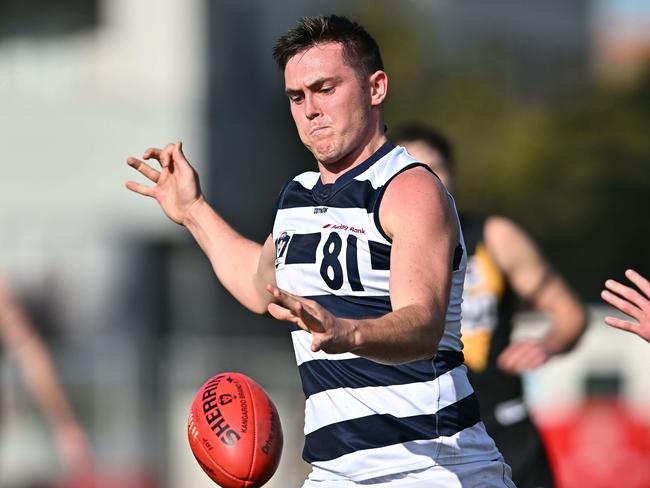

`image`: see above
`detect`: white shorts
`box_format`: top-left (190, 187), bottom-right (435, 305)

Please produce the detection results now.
top-left (301, 459), bottom-right (516, 488)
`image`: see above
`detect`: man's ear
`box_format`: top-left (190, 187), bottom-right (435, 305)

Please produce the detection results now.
top-left (369, 70), bottom-right (388, 106)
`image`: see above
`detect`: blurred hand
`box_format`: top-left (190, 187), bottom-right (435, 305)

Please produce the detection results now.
top-left (601, 269), bottom-right (650, 342)
top-left (54, 421), bottom-right (93, 475)
top-left (126, 141), bottom-right (203, 225)
top-left (497, 339), bottom-right (552, 375)
top-left (266, 285), bottom-right (355, 354)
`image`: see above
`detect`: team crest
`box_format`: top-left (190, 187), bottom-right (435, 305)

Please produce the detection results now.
top-left (274, 230), bottom-right (294, 270)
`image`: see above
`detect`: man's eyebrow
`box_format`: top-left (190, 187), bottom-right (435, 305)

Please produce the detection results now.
top-left (285, 76), bottom-right (341, 95)
top-left (285, 87), bottom-right (303, 96)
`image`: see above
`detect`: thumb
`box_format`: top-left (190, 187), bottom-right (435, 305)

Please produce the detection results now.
top-left (173, 140), bottom-right (194, 173)
top-left (175, 140), bottom-right (185, 158)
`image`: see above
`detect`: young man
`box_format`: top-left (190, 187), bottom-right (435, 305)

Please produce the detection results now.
top-left (393, 123), bottom-right (587, 488)
top-left (602, 269), bottom-right (650, 342)
top-left (126, 15), bottom-right (513, 487)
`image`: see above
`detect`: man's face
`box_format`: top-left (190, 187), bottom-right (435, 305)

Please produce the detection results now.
top-left (284, 42), bottom-right (373, 166)
top-left (399, 140), bottom-right (453, 191)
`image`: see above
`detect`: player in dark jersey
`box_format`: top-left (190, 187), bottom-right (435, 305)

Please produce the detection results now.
top-left (602, 269), bottom-right (650, 342)
top-left (393, 123), bottom-right (587, 488)
top-left (126, 15), bottom-right (514, 487)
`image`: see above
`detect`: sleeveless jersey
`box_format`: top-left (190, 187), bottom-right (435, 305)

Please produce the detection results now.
top-left (272, 142), bottom-right (500, 481)
top-left (460, 214), bottom-right (525, 430)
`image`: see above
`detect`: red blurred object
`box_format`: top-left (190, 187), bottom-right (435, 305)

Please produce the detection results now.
top-left (57, 471), bottom-right (156, 488)
top-left (187, 372), bottom-right (283, 488)
top-left (537, 398), bottom-right (650, 488)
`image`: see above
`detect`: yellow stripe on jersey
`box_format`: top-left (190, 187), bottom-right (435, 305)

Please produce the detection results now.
top-left (461, 243), bottom-right (505, 372)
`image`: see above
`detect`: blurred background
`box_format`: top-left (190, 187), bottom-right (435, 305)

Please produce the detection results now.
top-left (0, 0), bottom-right (648, 487)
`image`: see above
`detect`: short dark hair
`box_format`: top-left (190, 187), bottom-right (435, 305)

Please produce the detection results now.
top-left (272, 14), bottom-right (384, 81)
top-left (391, 123), bottom-right (455, 172)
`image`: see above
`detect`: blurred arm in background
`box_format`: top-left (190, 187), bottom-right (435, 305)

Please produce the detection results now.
top-left (601, 269), bottom-right (650, 342)
top-left (486, 217), bottom-right (588, 373)
top-left (0, 277), bottom-right (92, 475)
top-left (393, 123), bottom-right (588, 374)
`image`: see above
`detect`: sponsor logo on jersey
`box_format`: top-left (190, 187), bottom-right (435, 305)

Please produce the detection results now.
top-left (323, 223), bottom-right (366, 234)
top-left (314, 207), bottom-right (328, 214)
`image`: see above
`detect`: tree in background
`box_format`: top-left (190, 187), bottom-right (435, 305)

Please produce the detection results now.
top-left (351, 2), bottom-right (650, 300)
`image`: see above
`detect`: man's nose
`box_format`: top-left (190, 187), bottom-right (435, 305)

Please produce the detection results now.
top-left (305, 93), bottom-right (321, 120)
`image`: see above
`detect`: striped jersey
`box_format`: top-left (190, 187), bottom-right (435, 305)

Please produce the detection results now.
top-left (272, 142), bottom-right (500, 481)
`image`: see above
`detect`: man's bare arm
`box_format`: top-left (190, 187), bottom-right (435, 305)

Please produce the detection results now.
top-left (485, 217), bottom-right (587, 373)
top-left (126, 142), bottom-right (276, 314)
top-left (0, 279), bottom-right (91, 473)
top-left (183, 202), bottom-right (277, 314)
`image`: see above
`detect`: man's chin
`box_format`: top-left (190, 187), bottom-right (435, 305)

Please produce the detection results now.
top-left (311, 146), bottom-right (339, 166)
top-left (318, 155), bottom-right (345, 168)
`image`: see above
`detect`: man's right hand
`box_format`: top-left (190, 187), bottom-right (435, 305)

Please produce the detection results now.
top-left (126, 141), bottom-right (203, 225)
top-left (602, 269), bottom-right (650, 342)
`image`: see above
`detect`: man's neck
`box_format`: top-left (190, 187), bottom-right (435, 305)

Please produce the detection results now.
top-left (318, 133), bottom-right (388, 185)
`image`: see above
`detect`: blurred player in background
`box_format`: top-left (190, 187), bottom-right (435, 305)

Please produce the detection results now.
top-left (601, 269), bottom-right (650, 342)
top-left (0, 276), bottom-right (91, 477)
top-left (393, 123), bottom-right (587, 488)
top-left (126, 14), bottom-right (514, 488)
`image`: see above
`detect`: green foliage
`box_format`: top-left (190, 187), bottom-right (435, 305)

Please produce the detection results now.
top-left (351, 3), bottom-right (650, 299)
top-left (527, 80), bottom-right (650, 297)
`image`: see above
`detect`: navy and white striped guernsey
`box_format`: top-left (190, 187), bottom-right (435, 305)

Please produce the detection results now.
top-left (272, 142), bottom-right (500, 481)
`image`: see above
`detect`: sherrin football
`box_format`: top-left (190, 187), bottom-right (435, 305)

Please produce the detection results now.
top-left (187, 372), bottom-right (283, 487)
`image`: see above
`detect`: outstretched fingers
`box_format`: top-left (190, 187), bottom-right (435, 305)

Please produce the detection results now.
top-left (268, 301), bottom-right (300, 322)
top-left (266, 285), bottom-right (324, 332)
top-left (125, 180), bottom-right (155, 197)
top-left (601, 285), bottom-right (642, 318)
top-left (605, 277), bottom-right (647, 310)
top-left (142, 147), bottom-right (166, 166)
top-left (604, 314), bottom-right (650, 342)
top-left (602, 270), bottom-right (650, 342)
top-left (127, 157), bottom-right (160, 182)
top-left (604, 315), bottom-right (638, 334)
top-left (125, 156), bottom-right (159, 198)
top-left (626, 269), bottom-right (650, 299)
top-left (143, 142), bottom-right (184, 169)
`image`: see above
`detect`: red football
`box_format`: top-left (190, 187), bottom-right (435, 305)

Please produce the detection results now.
top-left (187, 372), bottom-right (283, 488)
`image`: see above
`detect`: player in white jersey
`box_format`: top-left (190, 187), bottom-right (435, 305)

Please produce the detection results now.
top-left (125, 14), bottom-right (514, 486)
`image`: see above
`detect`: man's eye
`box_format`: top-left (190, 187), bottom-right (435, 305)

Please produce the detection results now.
top-left (290, 95), bottom-right (303, 104)
top-left (320, 87), bottom-right (333, 94)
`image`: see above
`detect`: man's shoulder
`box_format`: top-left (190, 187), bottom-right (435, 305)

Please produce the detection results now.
top-left (277, 170), bottom-right (320, 196)
top-left (290, 170), bottom-right (320, 189)
top-left (356, 145), bottom-right (429, 188)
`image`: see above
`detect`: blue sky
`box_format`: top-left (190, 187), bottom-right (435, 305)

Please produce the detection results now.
top-left (597, 0), bottom-right (650, 15)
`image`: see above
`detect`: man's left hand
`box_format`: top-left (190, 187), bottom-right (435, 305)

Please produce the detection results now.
top-left (497, 339), bottom-right (553, 374)
top-left (266, 285), bottom-right (355, 354)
